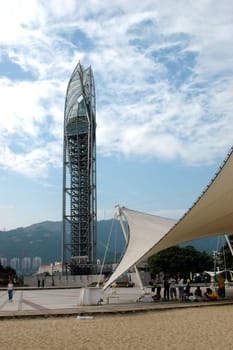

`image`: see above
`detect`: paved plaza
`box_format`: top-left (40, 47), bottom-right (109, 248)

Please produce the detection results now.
top-left (0, 287), bottom-right (147, 318)
top-left (0, 288), bottom-right (82, 316)
top-left (1, 286), bottom-right (233, 319)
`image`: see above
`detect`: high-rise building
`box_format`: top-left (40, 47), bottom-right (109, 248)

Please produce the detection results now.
top-left (10, 257), bottom-right (20, 272)
top-left (32, 256), bottom-right (42, 270)
top-left (0, 257), bottom-right (7, 267)
top-left (62, 62), bottom-right (97, 274)
top-left (21, 257), bottom-right (31, 271)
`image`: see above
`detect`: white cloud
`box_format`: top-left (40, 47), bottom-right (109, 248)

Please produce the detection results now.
top-left (0, 77), bottom-right (64, 177)
top-left (0, 0), bottom-right (232, 178)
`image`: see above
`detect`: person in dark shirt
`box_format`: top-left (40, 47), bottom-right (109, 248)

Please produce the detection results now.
top-left (194, 286), bottom-right (202, 301)
top-left (163, 276), bottom-right (170, 301)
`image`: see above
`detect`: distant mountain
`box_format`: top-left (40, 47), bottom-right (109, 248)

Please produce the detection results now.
top-left (0, 220), bottom-right (126, 266)
top-left (96, 220), bottom-right (126, 262)
top-left (0, 221), bottom-right (62, 264)
top-left (180, 235), bottom-right (223, 254)
top-left (0, 219), bottom-right (222, 270)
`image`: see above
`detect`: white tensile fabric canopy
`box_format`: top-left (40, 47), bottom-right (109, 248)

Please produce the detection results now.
top-left (104, 147), bottom-right (233, 290)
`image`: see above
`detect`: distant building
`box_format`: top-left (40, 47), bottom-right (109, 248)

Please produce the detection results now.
top-left (54, 262), bottom-right (62, 273)
top-left (38, 264), bottom-right (51, 274)
top-left (21, 257), bottom-right (31, 271)
top-left (37, 262), bottom-right (62, 275)
top-left (32, 256), bottom-right (42, 270)
top-left (10, 257), bottom-right (20, 271)
top-left (0, 257), bottom-right (7, 267)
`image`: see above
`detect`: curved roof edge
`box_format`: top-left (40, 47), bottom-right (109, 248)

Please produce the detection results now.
top-left (104, 146), bottom-right (233, 289)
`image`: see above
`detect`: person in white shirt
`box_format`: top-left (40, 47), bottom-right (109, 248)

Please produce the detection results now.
top-left (178, 278), bottom-right (185, 302)
top-left (169, 276), bottom-right (177, 300)
top-left (7, 281), bottom-right (14, 302)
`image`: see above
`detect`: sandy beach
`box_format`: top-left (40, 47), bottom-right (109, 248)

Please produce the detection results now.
top-left (0, 305), bottom-right (232, 350)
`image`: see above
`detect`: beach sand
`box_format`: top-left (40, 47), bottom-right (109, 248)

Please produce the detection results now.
top-left (0, 305), bottom-right (232, 350)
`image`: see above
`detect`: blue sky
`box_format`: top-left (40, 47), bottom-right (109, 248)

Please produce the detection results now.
top-left (0, 0), bottom-right (233, 230)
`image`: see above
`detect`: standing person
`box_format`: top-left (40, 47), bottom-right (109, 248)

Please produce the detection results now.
top-left (169, 276), bottom-right (177, 300)
top-left (153, 276), bottom-right (162, 300)
top-left (217, 273), bottom-right (225, 298)
top-left (7, 280), bottom-right (14, 303)
top-left (194, 286), bottom-right (203, 301)
top-left (155, 276), bottom-right (162, 300)
top-left (163, 276), bottom-right (170, 301)
top-left (149, 278), bottom-right (155, 293)
top-left (178, 277), bottom-right (185, 302)
top-left (184, 279), bottom-right (191, 299)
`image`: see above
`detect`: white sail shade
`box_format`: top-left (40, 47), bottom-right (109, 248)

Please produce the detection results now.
top-left (104, 147), bottom-right (233, 289)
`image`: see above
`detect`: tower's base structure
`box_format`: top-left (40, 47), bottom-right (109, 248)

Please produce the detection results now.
top-left (62, 62), bottom-right (97, 275)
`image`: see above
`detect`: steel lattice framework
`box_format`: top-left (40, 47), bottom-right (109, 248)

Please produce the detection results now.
top-left (62, 62), bottom-right (97, 274)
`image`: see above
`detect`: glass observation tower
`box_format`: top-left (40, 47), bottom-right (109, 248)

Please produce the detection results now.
top-left (62, 62), bottom-right (97, 275)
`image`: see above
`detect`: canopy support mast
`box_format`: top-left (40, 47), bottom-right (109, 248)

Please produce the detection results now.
top-left (224, 234), bottom-right (233, 257)
top-left (114, 205), bottom-right (145, 291)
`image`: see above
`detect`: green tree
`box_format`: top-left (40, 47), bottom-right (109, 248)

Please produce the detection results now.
top-left (4, 266), bottom-right (17, 278)
top-left (148, 245), bottom-right (213, 278)
top-left (0, 263), bottom-right (17, 285)
top-left (0, 261), bottom-right (5, 273)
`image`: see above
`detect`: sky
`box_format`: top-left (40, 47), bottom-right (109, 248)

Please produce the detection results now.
top-left (0, 0), bottom-right (233, 230)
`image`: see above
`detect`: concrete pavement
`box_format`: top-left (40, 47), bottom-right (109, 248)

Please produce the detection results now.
top-left (1, 286), bottom-right (233, 319)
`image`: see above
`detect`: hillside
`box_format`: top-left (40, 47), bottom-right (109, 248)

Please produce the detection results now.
top-left (0, 219), bottom-right (222, 271)
top-left (0, 220), bottom-right (126, 266)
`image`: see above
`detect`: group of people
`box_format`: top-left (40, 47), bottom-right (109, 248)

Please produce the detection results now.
top-left (149, 274), bottom-right (226, 303)
top-left (37, 278), bottom-right (45, 288)
top-left (149, 276), bottom-right (191, 302)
